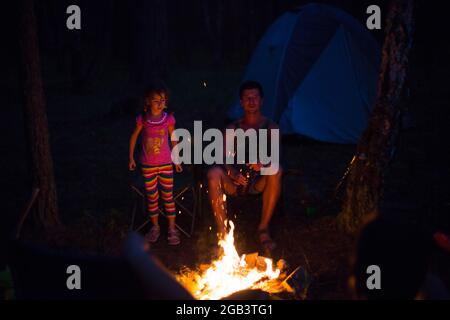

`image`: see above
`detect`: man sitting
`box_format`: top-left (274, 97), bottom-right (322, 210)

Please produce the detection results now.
top-left (207, 80), bottom-right (282, 252)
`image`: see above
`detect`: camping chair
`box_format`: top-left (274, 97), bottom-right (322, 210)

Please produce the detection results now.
top-left (129, 165), bottom-right (203, 238)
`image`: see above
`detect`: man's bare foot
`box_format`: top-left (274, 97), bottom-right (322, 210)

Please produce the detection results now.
top-left (258, 229), bottom-right (276, 253)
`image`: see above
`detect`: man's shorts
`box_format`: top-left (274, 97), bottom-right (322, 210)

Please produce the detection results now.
top-left (248, 176), bottom-right (263, 195)
top-left (234, 175), bottom-right (263, 196)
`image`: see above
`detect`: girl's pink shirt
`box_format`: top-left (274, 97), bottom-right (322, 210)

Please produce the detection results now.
top-left (136, 112), bottom-right (175, 166)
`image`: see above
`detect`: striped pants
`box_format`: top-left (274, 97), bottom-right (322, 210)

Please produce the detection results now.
top-left (142, 164), bottom-right (176, 217)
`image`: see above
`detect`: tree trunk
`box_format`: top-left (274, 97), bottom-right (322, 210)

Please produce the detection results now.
top-left (338, 0), bottom-right (415, 233)
top-left (19, 0), bottom-right (60, 230)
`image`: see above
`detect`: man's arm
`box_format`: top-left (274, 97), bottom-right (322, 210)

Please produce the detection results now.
top-left (223, 123), bottom-right (239, 178)
top-left (223, 123), bottom-right (248, 185)
top-left (261, 120), bottom-right (281, 175)
top-left (247, 120), bottom-right (279, 172)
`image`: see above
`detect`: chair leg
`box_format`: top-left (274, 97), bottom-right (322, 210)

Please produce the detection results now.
top-left (130, 182), bottom-right (201, 238)
top-left (130, 195), bottom-right (137, 231)
top-left (130, 184), bottom-right (150, 232)
top-left (135, 219), bottom-right (150, 232)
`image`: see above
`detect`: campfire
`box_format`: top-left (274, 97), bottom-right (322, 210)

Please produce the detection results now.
top-left (176, 220), bottom-right (296, 300)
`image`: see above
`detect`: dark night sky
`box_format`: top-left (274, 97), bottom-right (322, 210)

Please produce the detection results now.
top-left (1, 1), bottom-right (446, 85)
top-left (1, 1), bottom-right (447, 84)
top-left (1, 1), bottom-right (390, 77)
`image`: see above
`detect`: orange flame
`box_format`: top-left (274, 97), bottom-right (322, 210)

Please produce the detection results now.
top-left (177, 220), bottom-right (284, 300)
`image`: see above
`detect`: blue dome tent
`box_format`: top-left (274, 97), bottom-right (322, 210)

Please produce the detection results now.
top-left (228, 4), bottom-right (381, 144)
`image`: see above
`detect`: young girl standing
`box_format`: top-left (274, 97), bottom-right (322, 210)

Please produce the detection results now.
top-left (129, 84), bottom-right (182, 245)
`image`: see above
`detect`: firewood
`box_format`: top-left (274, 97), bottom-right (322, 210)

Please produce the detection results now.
top-left (244, 253), bottom-right (259, 268)
top-left (256, 256), bottom-right (267, 272)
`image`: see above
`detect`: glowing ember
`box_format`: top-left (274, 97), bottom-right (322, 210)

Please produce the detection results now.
top-left (176, 220), bottom-right (289, 300)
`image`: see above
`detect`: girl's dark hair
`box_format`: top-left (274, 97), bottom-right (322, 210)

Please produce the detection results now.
top-left (144, 80), bottom-right (170, 99)
top-left (142, 80), bottom-right (170, 113)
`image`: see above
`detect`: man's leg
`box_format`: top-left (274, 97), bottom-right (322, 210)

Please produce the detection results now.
top-left (253, 167), bottom-right (283, 234)
top-left (207, 166), bottom-right (237, 236)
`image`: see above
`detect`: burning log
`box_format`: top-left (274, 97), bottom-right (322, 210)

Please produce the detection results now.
top-left (256, 256), bottom-right (268, 272)
top-left (176, 220), bottom-right (306, 300)
top-left (243, 253), bottom-right (258, 268)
